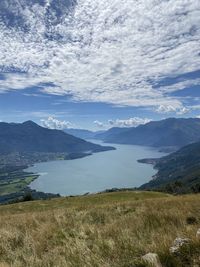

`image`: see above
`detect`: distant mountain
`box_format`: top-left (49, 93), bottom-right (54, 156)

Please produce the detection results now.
top-left (94, 127), bottom-right (129, 141)
top-left (140, 141), bottom-right (200, 193)
top-left (64, 129), bottom-right (104, 140)
top-left (98, 118), bottom-right (200, 149)
top-left (0, 121), bottom-right (114, 155)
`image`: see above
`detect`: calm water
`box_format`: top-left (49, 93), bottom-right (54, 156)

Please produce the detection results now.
top-left (28, 141), bottom-right (166, 196)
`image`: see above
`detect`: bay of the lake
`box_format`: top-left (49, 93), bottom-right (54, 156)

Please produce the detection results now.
top-left (28, 141), bottom-right (167, 196)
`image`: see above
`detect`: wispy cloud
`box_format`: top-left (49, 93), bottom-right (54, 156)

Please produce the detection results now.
top-left (0, 0), bottom-right (199, 113)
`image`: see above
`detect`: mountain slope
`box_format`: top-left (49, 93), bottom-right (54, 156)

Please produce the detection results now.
top-left (94, 127), bottom-right (129, 140)
top-left (100, 118), bottom-right (200, 148)
top-left (64, 128), bottom-right (104, 140)
top-left (140, 141), bottom-right (200, 193)
top-left (0, 121), bottom-right (114, 154)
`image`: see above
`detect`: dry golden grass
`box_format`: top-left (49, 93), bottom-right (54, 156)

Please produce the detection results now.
top-left (0, 191), bottom-right (199, 267)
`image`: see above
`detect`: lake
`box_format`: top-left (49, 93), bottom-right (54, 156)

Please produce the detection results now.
top-left (28, 141), bottom-right (167, 196)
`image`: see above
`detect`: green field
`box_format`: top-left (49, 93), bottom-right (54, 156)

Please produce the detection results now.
top-left (0, 170), bottom-right (38, 196)
top-left (0, 191), bottom-right (199, 267)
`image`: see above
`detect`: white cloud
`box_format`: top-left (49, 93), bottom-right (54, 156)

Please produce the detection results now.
top-left (94, 117), bottom-right (151, 128)
top-left (190, 105), bottom-right (200, 110)
top-left (0, 0), bottom-right (199, 112)
top-left (41, 116), bottom-right (73, 129)
top-left (158, 78), bottom-right (200, 94)
top-left (108, 117), bottom-right (151, 127)
top-left (94, 120), bottom-right (104, 128)
top-left (155, 105), bottom-right (189, 115)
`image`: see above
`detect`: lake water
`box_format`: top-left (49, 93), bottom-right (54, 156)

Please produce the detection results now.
top-left (28, 141), bottom-right (167, 196)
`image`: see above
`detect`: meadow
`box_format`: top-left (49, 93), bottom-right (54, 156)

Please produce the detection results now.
top-left (0, 191), bottom-right (199, 267)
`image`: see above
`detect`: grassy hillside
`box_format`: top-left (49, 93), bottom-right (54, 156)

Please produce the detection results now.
top-left (0, 191), bottom-right (199, 267)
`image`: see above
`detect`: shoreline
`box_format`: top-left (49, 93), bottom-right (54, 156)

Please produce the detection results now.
top-left (0, 148), bottom-right (115, 204)
top-left (27, 154), bottom-right (164, 200)
top-left (0, 145), bottom-right (167, 203)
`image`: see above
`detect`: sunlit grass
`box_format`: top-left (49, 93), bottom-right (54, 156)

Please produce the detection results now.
top-left (0, 191), bottom-right (199, 266)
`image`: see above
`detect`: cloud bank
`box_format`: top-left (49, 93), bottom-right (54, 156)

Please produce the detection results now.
top-left (108, 118), bottom-right (152, 128)
top-left (94, 117), bottom-right (151, 129)
top-left (41, 116), bottom-right (72, 129)
top-left (0, 0), bottom-right (200, 113)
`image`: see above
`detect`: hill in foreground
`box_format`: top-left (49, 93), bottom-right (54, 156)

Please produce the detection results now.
top-left (0, 191), bottom-right (199, 267)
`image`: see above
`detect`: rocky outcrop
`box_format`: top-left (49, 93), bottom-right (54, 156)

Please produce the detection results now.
top-left (169, 237), bottom-right (191, 254)
top-left (142, 229), bottom-right (199, 266)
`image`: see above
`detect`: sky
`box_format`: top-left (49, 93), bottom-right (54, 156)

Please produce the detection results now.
top-left (0, 0), bottom-right (200, 130)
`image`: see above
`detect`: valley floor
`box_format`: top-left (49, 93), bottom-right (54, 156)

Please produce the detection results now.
top-left (0, 191), bottom-right (199, 267)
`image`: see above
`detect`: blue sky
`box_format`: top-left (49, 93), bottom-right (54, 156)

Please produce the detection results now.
top-left (0, 0), bottom-right (200, 130)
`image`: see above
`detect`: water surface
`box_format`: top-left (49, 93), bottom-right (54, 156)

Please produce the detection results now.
top-left (28, 142), bottom-right (166, 196)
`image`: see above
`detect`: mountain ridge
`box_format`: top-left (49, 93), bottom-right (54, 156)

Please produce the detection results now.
top-left (0, 120), bottom-right (114, 154)
top-left (97, 118), bottom-right (200, 149)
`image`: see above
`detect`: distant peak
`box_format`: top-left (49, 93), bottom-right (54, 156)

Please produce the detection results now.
top-left (22, 120), bottom-right (38, 126)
